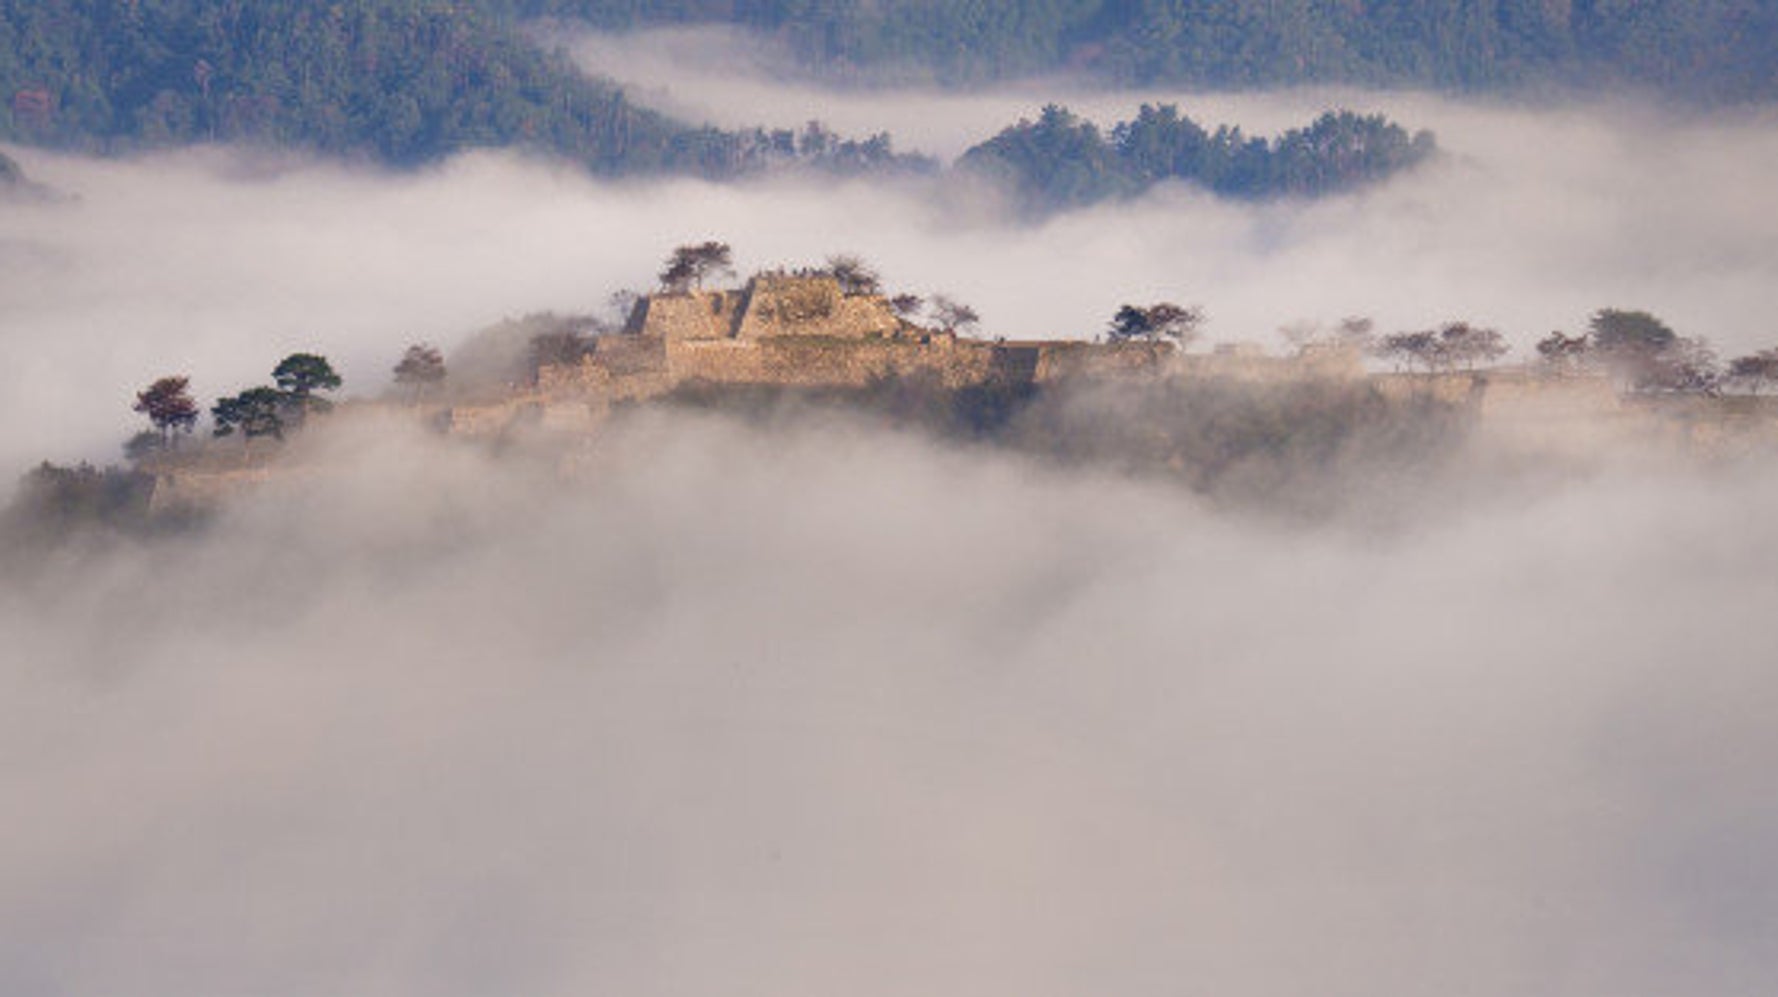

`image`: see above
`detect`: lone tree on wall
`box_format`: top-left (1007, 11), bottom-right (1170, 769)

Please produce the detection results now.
top-left (132, 375), bottom-right (200, 449)
top-left (826, 254), bottom-right (882, 296)
top-left (1108, 303), bottom-right (1203, 345)
top-left (659, 241), bottom-right (734, 293)
top-left (392, 344), bottom-right (446, 400)
top-left (930, 295), bottom-right (980, 336)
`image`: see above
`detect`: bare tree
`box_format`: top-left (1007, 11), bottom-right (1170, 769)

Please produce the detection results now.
top-left (930, 295), bottom-right (981, 336)
top-left (659, 241), bottom-right (734, 293)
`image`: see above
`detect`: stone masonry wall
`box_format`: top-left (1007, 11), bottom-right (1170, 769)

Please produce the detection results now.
top-left (635, 291), bottom-right (745, 341)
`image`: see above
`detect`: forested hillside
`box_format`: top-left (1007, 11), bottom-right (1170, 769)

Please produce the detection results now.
top-left (492, 0), bottom-right (1778, 99)
top-left (0, 0), bottom-right (927, 176)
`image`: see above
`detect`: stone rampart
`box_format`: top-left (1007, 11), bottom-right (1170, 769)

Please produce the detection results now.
top-left (635, 291), bottom-right (744, 342)
top-left (668, 339), bottom-right (769, 383)
top-left (735, 275), bottom-right (903, 341)
top-left (753, 336), bottom-right (997, 388)
top-left (1034, 341), bottom-right (1174, 381)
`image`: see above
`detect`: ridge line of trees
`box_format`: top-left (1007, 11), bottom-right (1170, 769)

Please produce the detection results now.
top-left (960, 104), bottom-right (1435, 216)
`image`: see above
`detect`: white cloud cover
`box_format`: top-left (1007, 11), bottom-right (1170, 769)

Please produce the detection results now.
top-left (3, 412), bottom-right (1777, 996)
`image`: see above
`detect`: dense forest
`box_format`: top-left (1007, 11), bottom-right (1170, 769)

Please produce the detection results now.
top-left (4, 0), bottom-right (1773, 166)
top-left (489, 0), bottom-right (1778, 99)
top-left (0, 0), bottom-right (924, 176)
top-left (961, 104), bottom-right (1436, 215)
top-left (0, 0), bottom-right (1433, 204)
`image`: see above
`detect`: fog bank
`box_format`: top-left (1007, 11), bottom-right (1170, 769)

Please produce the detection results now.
top-left (3, 411), bottom-right (1776, 995)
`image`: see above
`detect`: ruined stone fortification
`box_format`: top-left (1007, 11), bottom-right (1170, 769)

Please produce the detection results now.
top-left (530, 274), bottom-right (1180, 412)
top-left (135, 274), bottom-right (1776, 515)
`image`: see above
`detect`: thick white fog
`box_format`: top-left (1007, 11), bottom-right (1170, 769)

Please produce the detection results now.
top-left (3, 34), bottom-right (1778, 995)
top-left (3, 412), bottom-right (1777, 996)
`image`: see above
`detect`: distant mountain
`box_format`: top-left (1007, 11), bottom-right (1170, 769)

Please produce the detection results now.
top-left (493, 0), bottom-right (1778, 101)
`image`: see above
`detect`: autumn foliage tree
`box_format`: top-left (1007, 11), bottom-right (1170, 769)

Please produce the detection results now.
top-left (132, 376), bottom-right (200, 449)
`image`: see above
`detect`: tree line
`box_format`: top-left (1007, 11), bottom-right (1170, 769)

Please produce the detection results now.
top-left (959, 104), bottom-right (1435, 216)
top-left (478, 0), bottom-right (1778, 101)
top-left (0, 0), bottom-right (927, 178)
top-left (1284, 307), bottom-right (1778, 396)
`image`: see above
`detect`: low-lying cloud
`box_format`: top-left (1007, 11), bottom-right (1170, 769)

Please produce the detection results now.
top-left (3, 411), bottom-right (1777, 996)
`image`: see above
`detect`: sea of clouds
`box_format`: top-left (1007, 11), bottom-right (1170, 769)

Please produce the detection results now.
top-left (2, 26), bottom-right (1777, 996)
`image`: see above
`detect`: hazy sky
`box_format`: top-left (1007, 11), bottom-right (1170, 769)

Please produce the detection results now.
top-left (2, 28), bottom-right (1777, 996)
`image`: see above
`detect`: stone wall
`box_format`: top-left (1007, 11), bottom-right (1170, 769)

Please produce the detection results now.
top-left (1180, 347), bottom-right (1360, 383)
top-left (633, 290), bottom-right (745, 342)
top-left (668, 339), bottom-right (769, 383)
top-left (146, 466), bottom-right (273, 515)
top-left (753, 336), bottom-right (999, 388)
top-left (1034, 341), bottom-right (1174, 381)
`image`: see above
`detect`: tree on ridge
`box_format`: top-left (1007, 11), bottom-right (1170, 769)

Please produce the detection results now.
top-left (132, 375), bottom-right (200, 450)
top-left (1109, 303), bottom-right (1203, 346)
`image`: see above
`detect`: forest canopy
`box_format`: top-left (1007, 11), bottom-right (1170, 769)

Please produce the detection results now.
top-left (484, 0), bottom-right (1778, 99)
